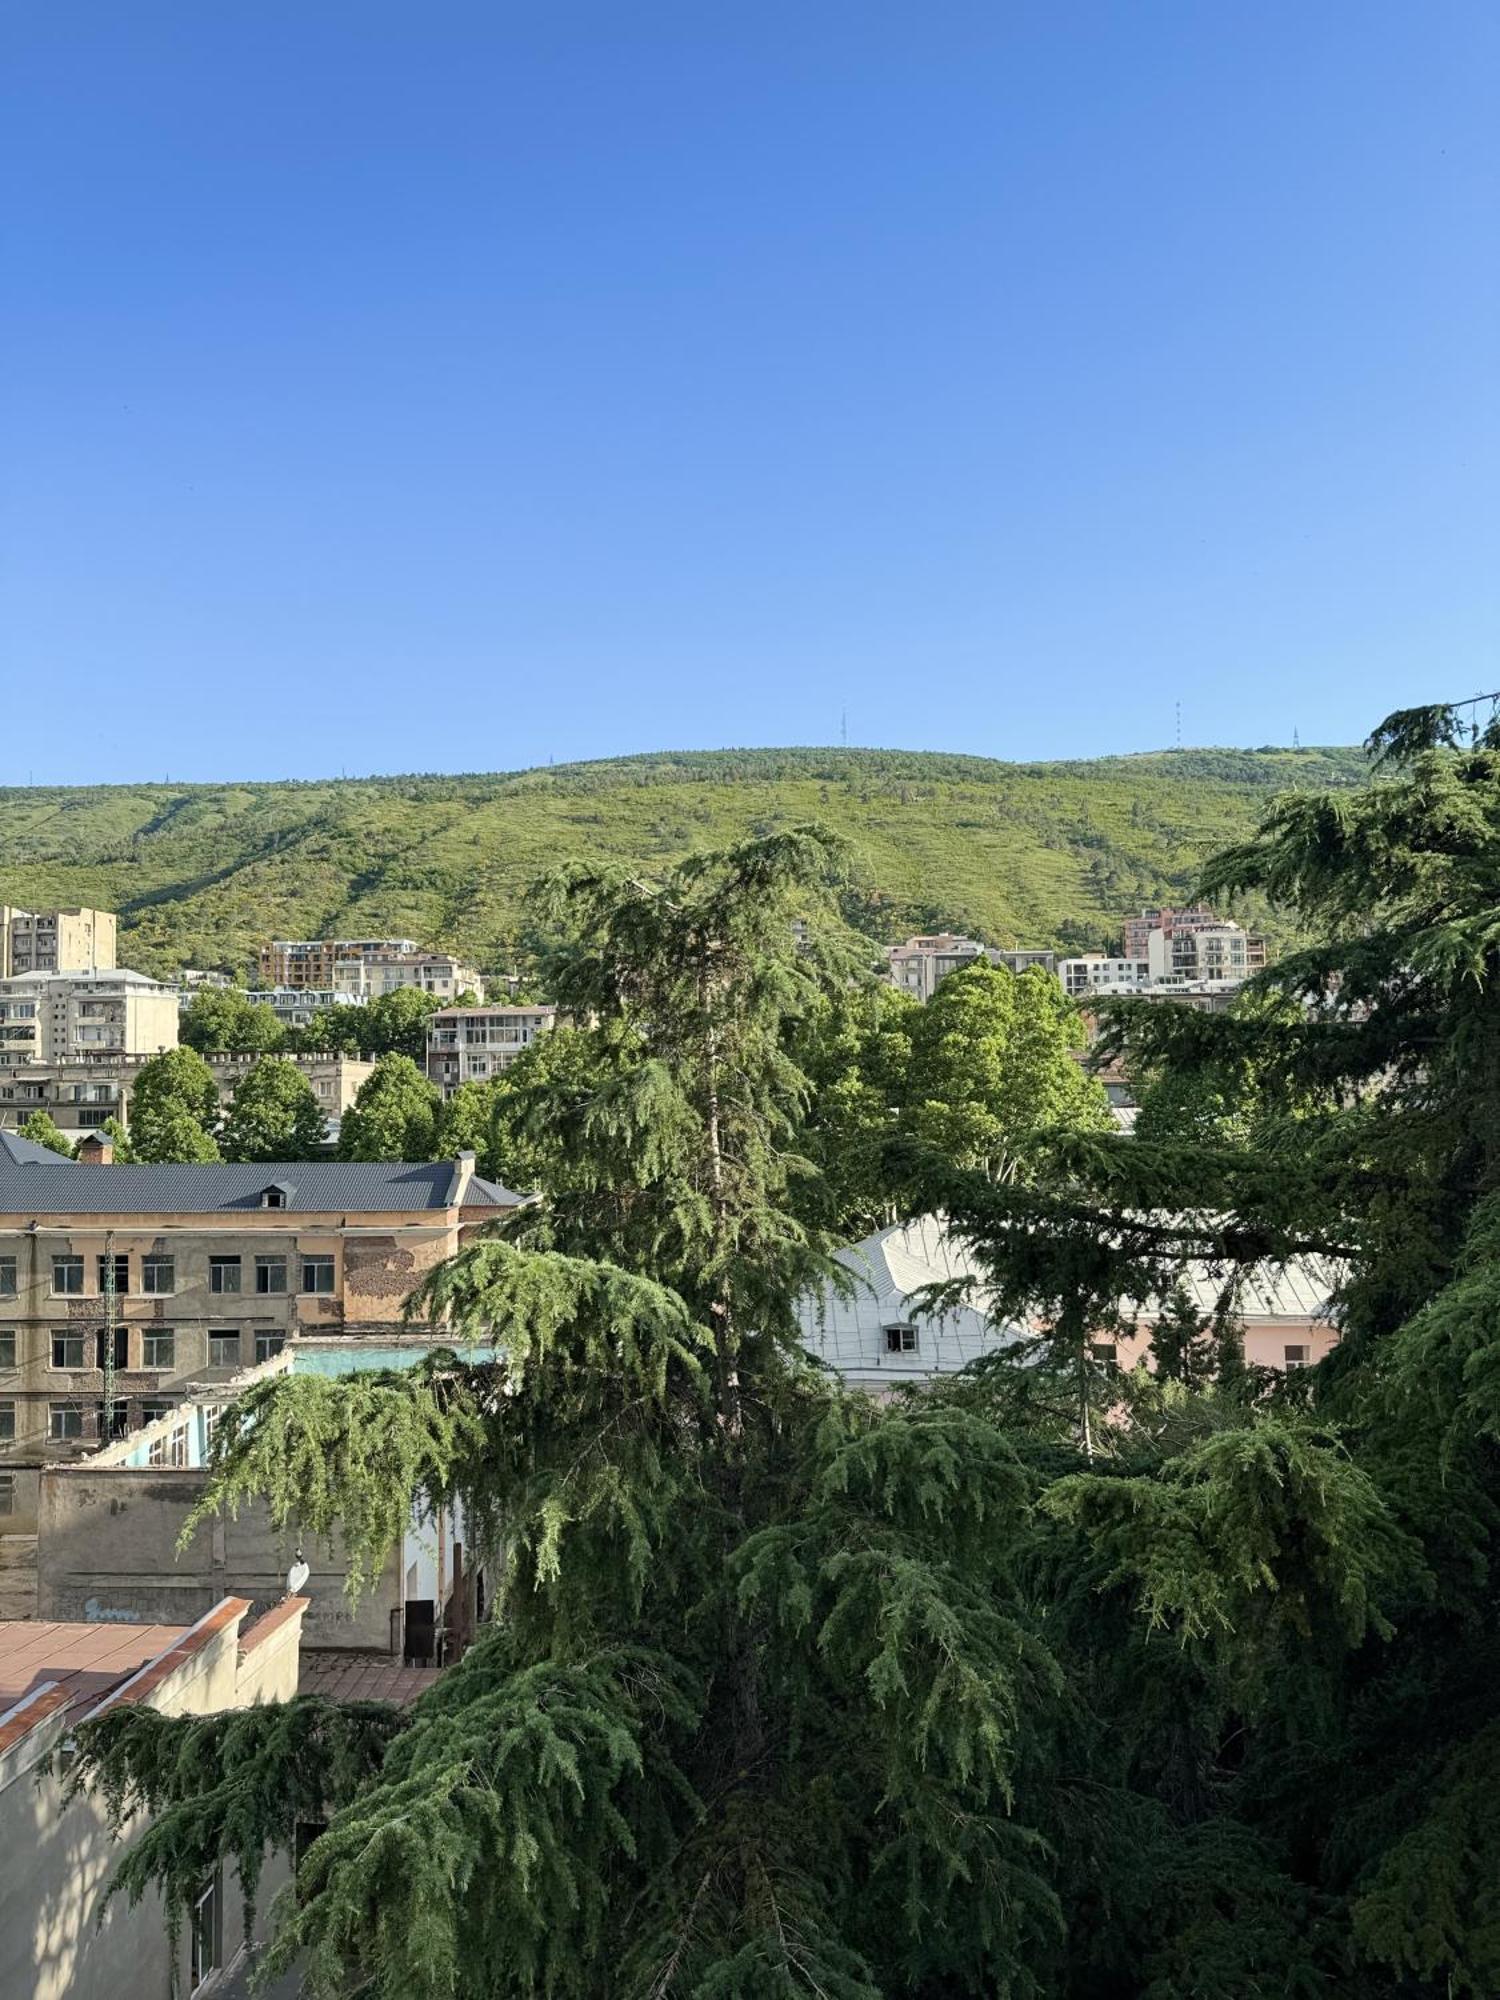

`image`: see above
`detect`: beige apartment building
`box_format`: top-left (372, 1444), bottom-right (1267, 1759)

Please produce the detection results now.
top-left (0, 1151), bottom-right (520, 1539)
top-left (0, 906), bottom-right (116, 979)
top-left (256, 936), bottom-right (418, 989)
top-left (426, 1003), bottom-right (557, 1092)
top-left (0, 1050), bottom-right (373, 1144)
top-left (0, 968), bottom-right (180, 1065)
top-left (1146, 921), bottom-right (1265, 986)
top-left (332, 950), bottom-right (484, 1003)
top-left (884, 935), bottom-right (1057, 1004)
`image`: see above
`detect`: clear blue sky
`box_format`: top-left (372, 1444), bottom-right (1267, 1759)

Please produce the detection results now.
top-left (3, 3), bottom-right (1496, 784)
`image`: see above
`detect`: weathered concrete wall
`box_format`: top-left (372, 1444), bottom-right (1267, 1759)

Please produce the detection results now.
top-left (37, 1469), bottom-right (399, 1650)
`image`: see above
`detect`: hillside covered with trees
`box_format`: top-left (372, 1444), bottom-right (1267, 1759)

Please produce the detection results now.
top-left (0, 744), bottom-right (1367, 976)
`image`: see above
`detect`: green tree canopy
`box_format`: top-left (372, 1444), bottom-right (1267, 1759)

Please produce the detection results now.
top-left (180, 987), bottom-right (285, 1055)
top-left (127, 1047), bottom-right (223, 1163)
top-left (16, 1110), bottom-right (73, 1156)
top-left (219, 1056), bottom-right (329, 1162)
top-left (356, 987), bottom-right (442, 1060)
top-left (337, 1053), bottom-right (441, 1161)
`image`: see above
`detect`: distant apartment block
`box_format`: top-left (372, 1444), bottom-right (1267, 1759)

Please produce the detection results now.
top-left (0, 1051), bottom-right (374, 1144)
top-left (256, 937), bottom-right (420, 990)
top-left (1147, 921), bottom-right (1263, 986)
top-left (0, 969), bottom-right (179, 1065)
top-left (332, 951), bottom-right (483, 1004)
top-left (244, 986), bottom-right (361, 1029)
top-left (884, 935), bottom-right (1057, 1004)
top-left (1058, 955), bottom-right (1152, 999)
top-left (427, 1004), bottom-right (557, 1092)
top-left (1121, 904), bottom-right (1220, 961)
top-left (0, 906), bottom-right (116, 979)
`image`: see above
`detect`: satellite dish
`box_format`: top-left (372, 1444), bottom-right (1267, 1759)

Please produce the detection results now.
top-left (287, 1553), bottom-right (310, 1595)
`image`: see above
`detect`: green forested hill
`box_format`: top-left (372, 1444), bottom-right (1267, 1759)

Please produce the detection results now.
top-left (0, 745), bottom-right (1369, 979)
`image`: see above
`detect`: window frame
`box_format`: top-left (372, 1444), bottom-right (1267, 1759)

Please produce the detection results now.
top-left (96, 1253), bottom-right (130, 1298)
top-left (254, 1331), bottom-right (286, 1364)
top-left (0, 1255), bottom-right (15, 1300)
top-left (0, 1401), bottom-right (15, 1442)
top-left (50, 1332), bottom-right (86, 1371)
top-left (255, 1256), bottom-right (288, 1296)
top-left (141, 1254), bottom-right (176, 1297)
top-left (208, 1330), bottom-right (241, 1369)
top-left (51, 1255), bottom-right (84, 1297)
top-left (300, 1255), bottom-right (335, 1296)
top-left (94, 1327), bottom-right (128, 1372)
top-left (209, 1256), bottom-right (242, 1295)
top-left (48, 1402), bottom-right (84, 1442)
top-left (0, 1331), bottom-right (15, 1369)
top-left (882, 1323), bottom-right (920, 1355)
top-left (143, 1329), bottom-right (176, 1370)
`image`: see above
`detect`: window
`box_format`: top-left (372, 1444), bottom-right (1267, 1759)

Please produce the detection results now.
top-left (0, 1473), bottom-right (13, 1513)
top-left (140, 1398), bottom-right (175, 1425)
top-left (254, 1331), bottom-right (286, 1364)
top-left (209, 1256), bottom-right (241, 1294)
top-left (208, 1330), bottom-right (240, 1369)
top-left (190, 1872), bottom-right (222, 1991)
top-left (51, 1333), bottom-right (85, 1370)
top-left (301, 1255), bottom-right (335, 1295)
top-left (52, 1256), bottom-right (83, 1296)
top-left (95, 1400), bottom-right (128, 1441)
top-left (0, 1401), bottom-right (14, 1441)
top-left (94, 1327), bottom-right (129, 1372)
top-left (1093, 1342), bottom-right (1118, 1367)
top-left (883, 1324), bottom-right (920, 1354)
top-left (1284, 1344), bottom-right (1311, 1371)
top-left (255, 1256), bottom-right (287, 1295)
top-left (169, 1424), bottom-right (190, 1467)
top-left (0, 1256), bottom-right (14, 1299)
top-left (0, 1332), bottom-right (14, 1369)
top-left (48, 1403), bottom-right (83, 1441)
top-left (143, 1330), bottom-right (176, 1370)
top-left (261, 1187), bottom-right (287, 1209)
top-left (96, 1253), bottom-right (130, 1297)
top-left (142, 1254), bottom-right (175, 1296)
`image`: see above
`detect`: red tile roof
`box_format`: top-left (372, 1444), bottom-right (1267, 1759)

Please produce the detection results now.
top-left (298, 1650), bottom-right (446, 1708)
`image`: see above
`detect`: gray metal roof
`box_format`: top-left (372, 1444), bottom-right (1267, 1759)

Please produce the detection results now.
top-left (0, 1159), bottom-right (523, 1215)
top-left (0, 1129), bottom-right (77, 1166)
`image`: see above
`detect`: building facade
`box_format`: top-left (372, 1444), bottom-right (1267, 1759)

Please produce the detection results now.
top-left (0, 1052), bottom-right (374, 1144)
top-left (426, 1004), bottom-right (557, 1092)
top-left (1121, 904), bottom-right (1221, 961)
top-left (0, 969), bottom-right (180, 1065)
top-left (884, 936), bottom-right (1058, 1004)
top-left (1146, 921), bottom-right (1263, 986)
top-left (0, 1592), bottom-right (304, 2000)
top-left (256, 937), bottom-right (419, 990)
top-left (0, 907), bottom-right (117, 980)
top-left (332, 951), bottom-right (484, 1003)
top-left (0, 1153), bottom-right (520, 1533)
top-left (1058, 955), bottom-right (1152, 999)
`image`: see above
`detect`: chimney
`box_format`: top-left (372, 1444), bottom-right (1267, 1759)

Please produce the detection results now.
top-left (76, 1133), bottom-right (114, 1165)
top-left (453, 1150), bottom-right (477, 1207)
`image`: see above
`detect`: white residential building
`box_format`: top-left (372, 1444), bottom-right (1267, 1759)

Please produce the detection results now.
top-left (885, 936), bottom-right (1057, 1003)
top-left (426, 1004), bottom-right (557, 1093)
top-left (0, 971), bottom-right (179, 1065)
top-left (1147, 922), bottom-right (1260, 986)
top-left (332, 952), bottom-right (483, 1004)
top-left (1058, 955), bottom-right (1152, 999)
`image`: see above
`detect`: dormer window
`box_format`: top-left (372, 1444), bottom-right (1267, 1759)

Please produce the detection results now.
top-left (884, 1323), bottom-right (919, 1355)
top-left (260, 1183), bottom-right (294, 1210)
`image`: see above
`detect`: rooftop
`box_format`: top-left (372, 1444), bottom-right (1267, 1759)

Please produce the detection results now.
top-left (298, 1649), bottom-right (446, 1708)
top-left (0, 1158), bottom-right (524, 1214)
top-left (0, 1617), bottom-right (188, 1720)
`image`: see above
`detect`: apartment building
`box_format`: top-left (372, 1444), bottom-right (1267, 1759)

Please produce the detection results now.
top-left (0, 1152), bottom-right (521, 1520)
top-left (885, 934), bottom-right (989, 1002)
top-left (1147, 921), bottom-right (1263, 986)
top-left (332, 951), bottom-right (484, 1003)
top-left (0, 1052), bottom-right (374, 1145)
top-left (0, 969), bottom-right (179, 1065)
top-left (1121, 904), bottom-right (1217, 961)
top-left (0, 906), bottom-right (116, 980)
top-left (426, 1003), bottom-right (557, 1093)
top-left (1058, 955), bottom-right (1152, 999)
top-left (243, 985), bottom-right (359, 1029)
top-left (256, 937), bottom-right (419, 989)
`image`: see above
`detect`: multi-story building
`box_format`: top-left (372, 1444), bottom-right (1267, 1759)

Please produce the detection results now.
top-left (1058, 955), bottom-right (1152, 1000)
top-left (242, 986), bottom-right (360, 1030)
top-left (1121, 904), bottom-right (1220, 961)
top-left (0, 970), bottom-right (179, 1066)
top-left (0, 1150), bottom-right (520, 1525)
top-left (426, 1004), bottom-right (557, 1093)
top-left (0, 1052), bottom-right (374, 1145)
top-left (256, 938), bottom-right (419, 990)
top-left (885, 934), bottom-right (990, 1002)
top-left (332, 951), bottom-right (483, 1004)
top-left (0, 906), bottom-right (117, 980)
top-left (1147, 922), bottom-right (1263, 987)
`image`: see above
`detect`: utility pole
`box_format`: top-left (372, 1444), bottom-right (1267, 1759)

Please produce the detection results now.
top-left (102, 1228), bottom-right (117, 1442)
